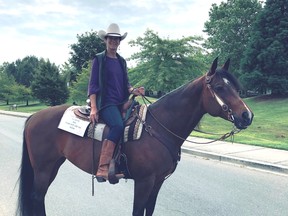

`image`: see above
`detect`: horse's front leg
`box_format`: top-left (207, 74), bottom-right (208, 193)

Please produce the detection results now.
top-left (132, 176), bottom-right (156, 216)
top-left (145, 179), bottom-right (165, 216)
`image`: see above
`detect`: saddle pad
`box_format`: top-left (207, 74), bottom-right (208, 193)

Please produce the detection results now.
top-left (123, 104), bottom-right (147, 142)
top-left (87, 123), bottom-right (106, 141)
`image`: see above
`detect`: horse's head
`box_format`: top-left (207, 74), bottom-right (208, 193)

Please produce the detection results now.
top-left (202, 57), bottom-right (253, 129)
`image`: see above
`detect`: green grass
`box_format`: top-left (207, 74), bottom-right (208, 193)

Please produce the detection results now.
top-left (192, 95), bottom-right (288, 150)
top-left (0, 96), bottom-right (287, 150)
top-left (0, 101), bottom-right (47, 113)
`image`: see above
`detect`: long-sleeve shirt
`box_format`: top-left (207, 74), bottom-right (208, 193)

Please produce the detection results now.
top-left (88, 54), bottom-right (131, 107)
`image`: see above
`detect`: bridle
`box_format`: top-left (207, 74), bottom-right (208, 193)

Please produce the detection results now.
top-left (205, 74), bottom-right (235, 123)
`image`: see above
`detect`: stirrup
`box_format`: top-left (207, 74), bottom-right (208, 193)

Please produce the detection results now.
top-left (96, 175), bottom-right (107, 183)
top-left (107, 158), bottom-right (124, 184)
top-left (115, 173), bottom-right (125, 179)
top-left (108, 173), bottom-right (124, 184)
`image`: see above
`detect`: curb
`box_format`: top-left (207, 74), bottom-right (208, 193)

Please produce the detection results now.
top-left (181, 147), bottom-right (288, 175)
top-left (0, 111), bottom-right (31, 118)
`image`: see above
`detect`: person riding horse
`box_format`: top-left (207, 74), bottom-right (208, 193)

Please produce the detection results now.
top-left (88, 23), bottom-right (145, 182)
top-left (19, 56), bottom-right (253, 216)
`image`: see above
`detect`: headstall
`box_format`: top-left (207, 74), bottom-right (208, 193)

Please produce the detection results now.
top-left (205, 75), bottom-right (234, 122)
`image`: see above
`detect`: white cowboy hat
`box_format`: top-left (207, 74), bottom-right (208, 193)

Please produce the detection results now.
top-left (98, 23), bottom-right (127, 41)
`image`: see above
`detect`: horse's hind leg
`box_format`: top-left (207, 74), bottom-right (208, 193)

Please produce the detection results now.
top-left (31, 172), bottom-right (49, 216)
top-left (31, 157), bottom-right (66, 216)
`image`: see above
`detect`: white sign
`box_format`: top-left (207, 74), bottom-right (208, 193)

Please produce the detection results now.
top-left (58, 106), bottom-right (90, 137)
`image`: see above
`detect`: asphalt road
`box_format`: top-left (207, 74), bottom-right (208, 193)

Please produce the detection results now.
top-left (1, 114), bottom-right (288, 216)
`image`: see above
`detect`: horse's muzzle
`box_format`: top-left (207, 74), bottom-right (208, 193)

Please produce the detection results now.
top-left (233, 111), bottom-right (254, 129)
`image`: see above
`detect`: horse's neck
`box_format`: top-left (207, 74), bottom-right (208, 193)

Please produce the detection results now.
top-left (149, 77), bottom-right (205, 143)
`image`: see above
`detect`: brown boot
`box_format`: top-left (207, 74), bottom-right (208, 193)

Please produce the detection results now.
top-left (96, 139), bottom-right (124, 183)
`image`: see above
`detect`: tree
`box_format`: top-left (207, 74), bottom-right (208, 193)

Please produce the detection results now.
top-left (1, 62), bottom-right (34, 105)
top-left (203, 0), bottom-right (262, 77)
top-left (0, 69), bottom-right (16, 104)
top-left (11, 85), bottom-right (33, 106)
top-left (69, 30), bottom-right (106, 81)
top-left (31, 59), bottom-right (69, 106)
top-left (241, 0), bottom-right (288, 95)
top-left (61, 62), bottom-right (78, 87)
top-left (4, 56), bottom-right (40, 87)
top-left (128, 30), bottom-right (207, 94)
top-left (69, 64), bottom-right (91, 105)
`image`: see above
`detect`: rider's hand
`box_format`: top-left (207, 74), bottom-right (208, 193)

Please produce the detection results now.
top-left (132, 87), bottom-right (145, 96)
top-left (90, 107), bottom-right (99, 125)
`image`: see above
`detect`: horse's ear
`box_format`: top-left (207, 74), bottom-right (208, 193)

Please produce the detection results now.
top-left (222, 58), bottom-right (230, 71)
top-left (208, 57), bottom-right (218, 76)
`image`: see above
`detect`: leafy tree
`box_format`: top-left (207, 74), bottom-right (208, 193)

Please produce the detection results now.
top-left (69, 30), bottom-right (105, 80)
top-left (31, 60), bottom-right (69, 106)
top-left (69, 64), bottom-right (91, 105)
top-left (241, 0), bottom-right (288, 95)
top-left (1, 63), bottom-right (34, 105)
top-left (3, 62), bottom-right (17, 82)
top-left (60, 62), bottom-right (78, 87)
top-left (11, 85), bottom-right (33, 106)
top-left (0, 69), bottom-right (16, 104)
top-left (4, 56), bottom-right (39, 87)
top-left (128, 29), bottom-right (207, 93)
top-left (203, 0), bottom-right (262, 77)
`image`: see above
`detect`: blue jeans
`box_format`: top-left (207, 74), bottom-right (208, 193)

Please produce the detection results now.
top-left (100, 105), bottom-right (124, 144)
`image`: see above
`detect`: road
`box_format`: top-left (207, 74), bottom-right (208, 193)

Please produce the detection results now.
top-left (0, 114), bottom-right (288, 216)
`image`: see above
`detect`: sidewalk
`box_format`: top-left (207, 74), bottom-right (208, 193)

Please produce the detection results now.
top-left (1, 110), bottom-right (288, 175)
top-left (183, 137), bottom-right (288, 175)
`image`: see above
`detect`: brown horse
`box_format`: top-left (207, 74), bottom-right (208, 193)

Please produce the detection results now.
top-left (17, 58), bottom-right (253, 216)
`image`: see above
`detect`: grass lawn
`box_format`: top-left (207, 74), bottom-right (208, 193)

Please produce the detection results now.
top-left (0, 101), bottom-right (47, 113)
top-left (192, 95), bottom-right (288, 150)
top-left (0, 95), bottom-right (287, 150)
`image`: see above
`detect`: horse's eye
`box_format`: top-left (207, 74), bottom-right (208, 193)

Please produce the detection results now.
top-left (215, 85), bottom-right (224, 92)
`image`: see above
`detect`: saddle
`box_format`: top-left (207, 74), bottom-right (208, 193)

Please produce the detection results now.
top-left (73, 98), bottom-right (147, 143)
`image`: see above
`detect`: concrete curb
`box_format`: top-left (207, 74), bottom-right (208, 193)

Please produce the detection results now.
top-left (181, 147), bottom-right (288, 175)
top-left (0, 110), bottom-right (31, 118)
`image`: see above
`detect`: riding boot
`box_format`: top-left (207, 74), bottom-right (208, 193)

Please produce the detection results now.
top-left (96, 139), bottom-right (124, 182)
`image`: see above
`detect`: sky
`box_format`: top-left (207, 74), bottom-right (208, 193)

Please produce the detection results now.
top-left (0, 0), bottom-right (223, 66)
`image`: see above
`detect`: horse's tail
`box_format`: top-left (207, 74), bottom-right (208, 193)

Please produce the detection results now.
top-left (17, 116), bottom-right (34, 216)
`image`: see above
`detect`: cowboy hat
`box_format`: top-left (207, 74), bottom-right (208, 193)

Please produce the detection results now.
top-left (98, 23), bottom-right (127, 41)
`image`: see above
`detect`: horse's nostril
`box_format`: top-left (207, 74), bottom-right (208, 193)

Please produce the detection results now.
top-left (242, 111), bottom-right (252, 125)
top-left (242, 111), bottom-right (249, 120)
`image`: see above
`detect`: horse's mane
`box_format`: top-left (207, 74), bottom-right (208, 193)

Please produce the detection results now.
top-left (150, 78), bottom-right (199, 107)
top-left (156, 82), bottom-right (190, 101)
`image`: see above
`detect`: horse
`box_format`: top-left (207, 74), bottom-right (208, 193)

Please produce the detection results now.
top-left (17, 57), bottom-right (253, 216)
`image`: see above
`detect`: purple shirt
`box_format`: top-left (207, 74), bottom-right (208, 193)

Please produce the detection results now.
top-left (88, 56), bottom-right (131, 106)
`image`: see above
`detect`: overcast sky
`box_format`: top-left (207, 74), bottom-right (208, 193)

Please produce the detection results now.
top-left (0, 0), bottom-right (223, 66)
